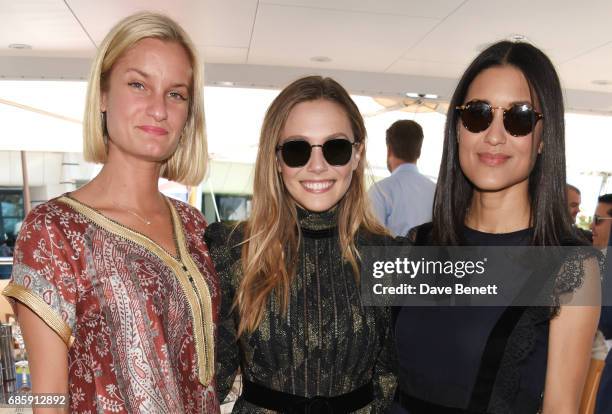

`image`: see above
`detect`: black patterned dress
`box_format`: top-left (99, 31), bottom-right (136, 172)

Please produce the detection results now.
top-left (205, 208), bottom-right (398, 413)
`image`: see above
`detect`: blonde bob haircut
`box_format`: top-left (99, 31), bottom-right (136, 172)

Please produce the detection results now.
top-left (236, 76), bottom-right (388, 335)
top-left (83, 12), bottom-right (207, 186)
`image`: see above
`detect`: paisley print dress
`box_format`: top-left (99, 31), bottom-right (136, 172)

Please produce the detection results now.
top-left (3, 195), bottom-right (220, 413)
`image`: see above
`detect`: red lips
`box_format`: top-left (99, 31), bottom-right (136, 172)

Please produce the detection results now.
top-left (137, 125), bottom-right (168, 135)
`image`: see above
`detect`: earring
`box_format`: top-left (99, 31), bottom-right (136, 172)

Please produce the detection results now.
top-left (101, 111), bottom-right (108, 145)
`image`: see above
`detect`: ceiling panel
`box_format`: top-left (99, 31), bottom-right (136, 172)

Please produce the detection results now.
top-left (260, 0), bottom-right (464, 18)
top-left (0, 0), bottom-right (93, 57)
top-left (0, 1), bottom-right (612, 110)
top-left (65, 0), bottom-right (258, 48)
top-left (202, 46), bottom-right (248, 64)
top-left (559, 41), bottom-right (612, 93)
top-left (248, 3), bottom-right (439, 71)
top-left (405, 0), bottom-right (612, 82)
top-left (386, 58), bottom-right (467, 80)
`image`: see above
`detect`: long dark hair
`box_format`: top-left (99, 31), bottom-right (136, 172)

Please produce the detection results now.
top-left (432, 41), bottom-right (573, 246)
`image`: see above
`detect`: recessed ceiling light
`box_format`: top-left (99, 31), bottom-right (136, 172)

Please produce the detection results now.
top-left (508, 34), bottom-right (528, 43)
top-left (477, 35), bottom-right (529, 51)
top-left (310, 56), bottom-right (332, 63)
top-left (8, 43), bottom-right (32, 50)
top-left (592, 80), bottom-right (612, 86)
top-left (405, 92), bottom-right (438, 99)
top-left (217, 81), bottom-right (235, 86)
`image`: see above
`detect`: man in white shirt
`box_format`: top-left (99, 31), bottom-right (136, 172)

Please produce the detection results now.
top-left (368, 120), bottom-right (436, 237)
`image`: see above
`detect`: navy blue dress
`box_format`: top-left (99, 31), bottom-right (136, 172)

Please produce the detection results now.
top-left (392, 224), bottom-right (590, 414)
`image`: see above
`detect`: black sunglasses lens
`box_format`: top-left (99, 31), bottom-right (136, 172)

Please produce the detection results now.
top-left (504, 104), bottom-right (536, 136)
top-left (281, 141), bottom-right (311, 167)
top-left (461, 101), bottom-right (492, 133)
top-left (322, 139), bottom-right (353, 165)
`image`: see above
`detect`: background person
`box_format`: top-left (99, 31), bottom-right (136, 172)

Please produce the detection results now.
top-left (591, 193), bottom-right (612, 251)
top-left (368, 120), bottom-right (435, 236)
top-left (567, 184), bottom-right (582, 222)
top-left (567, 183), bottom-right (592, 242)
top-left (392, 41), bottom-right (600, 414)
top-left (0, 233), bottom-right (11, 257)
top-left (206, 76), bottom-right (399, 413)
top-left (2, 12), bottom-right (219, 413)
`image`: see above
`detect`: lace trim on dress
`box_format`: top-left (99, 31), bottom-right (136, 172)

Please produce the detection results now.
top-left (489, 248), bottom-right (603, 413)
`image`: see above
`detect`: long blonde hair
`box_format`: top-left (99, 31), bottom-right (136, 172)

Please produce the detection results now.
top-left (236, 76), bottom-right (388, 336)
top-left (83, 12), bottom-right (207, 186)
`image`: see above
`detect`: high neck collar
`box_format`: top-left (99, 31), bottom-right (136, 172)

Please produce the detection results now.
top-left (297, 206), bottom-right (338, 231)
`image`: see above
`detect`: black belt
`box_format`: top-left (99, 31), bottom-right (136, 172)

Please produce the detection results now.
top-left (395, 389), bottom-right (485, 414)
top-left (241, 379), bottom-right (374, 413)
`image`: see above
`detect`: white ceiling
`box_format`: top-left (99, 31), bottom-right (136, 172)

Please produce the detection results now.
top-left (1, 0), bottom-right (612, 112)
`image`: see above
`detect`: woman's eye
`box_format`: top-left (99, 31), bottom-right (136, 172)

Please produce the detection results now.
top-left (169, 91), bottom-right (188, 101)
top-left (128, 81), bottom-right (145, 90)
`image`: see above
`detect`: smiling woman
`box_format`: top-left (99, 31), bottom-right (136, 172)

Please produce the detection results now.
top-left (205, 76), bottom-right (407, 413)
top-left (457, 65), bottom-right (544, 199)
top-left (277, 99), bottom-right (362, 212)
top-left (100, 37), bottom-right (192, 164)
top-left (2, 12), bottom-right (220, 414)
top-left (392, 41), bottom-right (602, 414)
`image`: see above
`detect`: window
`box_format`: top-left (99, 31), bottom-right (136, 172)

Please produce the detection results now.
top-left (202, 193), bottom-right (252, 223)
top-left (0, 189), bottom-right (24, 257)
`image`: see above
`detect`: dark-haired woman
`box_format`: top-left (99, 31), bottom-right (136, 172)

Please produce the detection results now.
top-left (205, 76), bottom-right (399, 413)
top-left (392, 41), bottom-right (601, 414)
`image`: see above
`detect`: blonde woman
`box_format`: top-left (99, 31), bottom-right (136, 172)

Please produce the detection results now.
top-left (205, 76), bottom-right (399, 413)
top-left (3, 12), bottom-right (219, 413)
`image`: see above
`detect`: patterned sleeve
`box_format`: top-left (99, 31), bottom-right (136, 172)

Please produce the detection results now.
top-left (2, 201), bottom-right (80, 347)
top-left (204, 221), bottom-right (243, 402)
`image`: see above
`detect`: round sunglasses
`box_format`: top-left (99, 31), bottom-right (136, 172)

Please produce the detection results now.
top-left (276, 138), bottom-right (359, 168)
top-left (456, 100), bottom-right (543, 137)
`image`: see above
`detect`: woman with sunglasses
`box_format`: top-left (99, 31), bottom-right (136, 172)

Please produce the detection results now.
top-left (392, 41), bottom-right (601, 414)
top-left (205, 76), bottom-right (398, 413)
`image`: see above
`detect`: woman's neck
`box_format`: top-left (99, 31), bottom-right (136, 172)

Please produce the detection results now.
top-left (465, 181), bottom-right (531, 234)
top-left (73, 151), bottom-right (165, 211)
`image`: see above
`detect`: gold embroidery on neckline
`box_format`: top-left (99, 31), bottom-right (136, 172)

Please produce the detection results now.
top-left (58, 195), bottom-right (215, 386)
